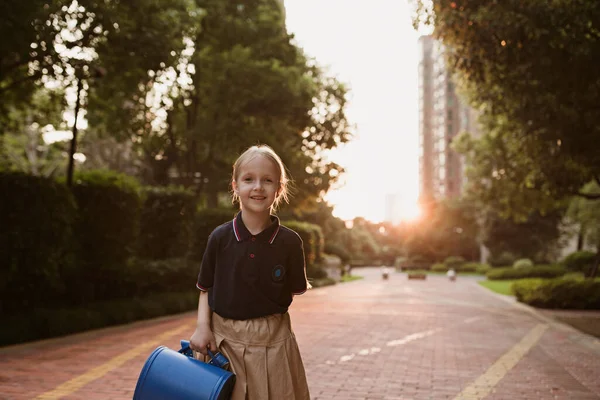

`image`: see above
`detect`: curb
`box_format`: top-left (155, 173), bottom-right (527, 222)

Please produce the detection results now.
top-left (471, 280), bottom-right (600, 354)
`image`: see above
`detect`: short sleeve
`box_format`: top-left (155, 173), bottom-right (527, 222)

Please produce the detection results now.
top-left (196, 232), bottom-right (218, 291)
top-left (289, 236), bottom-right (308, 295)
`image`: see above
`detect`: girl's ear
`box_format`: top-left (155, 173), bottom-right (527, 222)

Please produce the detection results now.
top-left (232, 180), bottom-right (238, 193)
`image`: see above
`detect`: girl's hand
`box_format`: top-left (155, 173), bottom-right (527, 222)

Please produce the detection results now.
top-left (190, 325), bottom-right (217, 356)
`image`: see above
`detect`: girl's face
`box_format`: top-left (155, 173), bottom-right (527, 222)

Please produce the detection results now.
top-left (233, 155), bottom-right (281, 216)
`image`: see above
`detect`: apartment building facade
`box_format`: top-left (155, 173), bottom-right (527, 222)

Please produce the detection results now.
top-left (418, 36), bottom-right (479, 203)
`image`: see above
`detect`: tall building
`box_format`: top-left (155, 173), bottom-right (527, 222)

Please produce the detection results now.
top-left (418, 35), bottom-right (479, 202)
top-left (418, 36), bottom-right (435, 202)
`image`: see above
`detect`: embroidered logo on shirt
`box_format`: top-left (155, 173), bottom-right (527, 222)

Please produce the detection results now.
top-left (272, 265), bottom-right (285, 282)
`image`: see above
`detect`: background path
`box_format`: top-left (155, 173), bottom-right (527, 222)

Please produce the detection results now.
top-left (1, 267), bottom-right (599, 400)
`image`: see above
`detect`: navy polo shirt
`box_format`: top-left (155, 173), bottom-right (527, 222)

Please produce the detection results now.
top-left (196, 212), bottom-right (308, 320)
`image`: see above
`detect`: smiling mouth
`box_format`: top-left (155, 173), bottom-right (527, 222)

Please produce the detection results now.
top-left (251, 196), bottom-right (266, 200)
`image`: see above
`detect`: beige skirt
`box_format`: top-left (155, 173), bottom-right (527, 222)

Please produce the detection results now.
top-left (209, 312), bottom-right (310, 400)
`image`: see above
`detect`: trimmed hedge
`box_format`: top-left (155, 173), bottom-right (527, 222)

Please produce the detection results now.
top-left (67, 170), bottom-right (142, 303)
top-left (561, 251), bottom-right (597, 277)
top-left (486, 265), bottom-right (566, 280)
top-left (189, 208), bottom-right (237, 263)
top-left (138, 186), bottom-right (196, 260)
top-left (125, 258), bottom-right (200, 296)
top-left (0, 290), bottom-right (199, 346)
top-left (513, 258), bottom-right (534, 269)
top-left (325, 243), bottom-right (351, 264)
top-left (430, 262), bottom-right (484, 273)
top-left (282, 220), bottom-right (321, 267)
top-left (512, 278), bottom-right (600, 309)
top-left (431, 263), bottom-right (447, 272)
top-left (444, 256), bottom-right (465, 269)
top-left (0, 172), bottom-right (77, 314)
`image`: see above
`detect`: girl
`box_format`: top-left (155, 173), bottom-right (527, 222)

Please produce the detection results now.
top-left (190, 145), bottom-right (311, 400)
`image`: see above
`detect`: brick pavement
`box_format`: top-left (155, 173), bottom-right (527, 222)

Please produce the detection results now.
top-left (1, 267), bottom-right (599, 400)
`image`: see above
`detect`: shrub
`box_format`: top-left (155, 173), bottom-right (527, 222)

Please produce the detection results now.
top-left (0, 290), bottom-right (199, 346)
top-left (324, 243), bottom-right (351, 264)
top-left (431, 263), bottom-right (448, 272)
top-left (282, 220), bottom-right (321, 267)
top-left (561, 251), bottom-right (597, 277)
top-left (475, 263), bottom-right (492, 275)
top-left (189, 208), bottom-right (237, 263)
top-left (0, 172), bottom-right (77, 314)
top-left (138, 186), bottom-right (197, 260)
top-left (306, 264), bottom-right (328, 280)
top-left (126, 257), bottom-right (199, 296)
top-left (458, 262), bottom-right (481, 273)
top-left (312, 225), bottom-right (325, 262)
top-left (68, 170), bottom-right (142, 303)
top-left (512, 278), bottom-right (600, 309)
top-left (486, 265), bottom-right (566, 280)
top-left (444, 256), bottom-right (466, 269)
top-left (488, 251), bottom-right (517, 267)
top-left (513, 258), bottom-right (534, 269)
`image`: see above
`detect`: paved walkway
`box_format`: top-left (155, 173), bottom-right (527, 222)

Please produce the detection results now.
top-left (1, 268), bottom-right (599, 400)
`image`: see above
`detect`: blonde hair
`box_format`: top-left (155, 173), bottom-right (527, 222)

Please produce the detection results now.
top-left (232, 145), bottom-right (290, 211)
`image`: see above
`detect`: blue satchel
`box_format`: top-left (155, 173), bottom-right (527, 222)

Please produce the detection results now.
top-left (133, 340), bottom-right (235, 400)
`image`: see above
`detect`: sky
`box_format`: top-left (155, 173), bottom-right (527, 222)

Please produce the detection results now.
top-left (285, 0), bottom-right (422, 224)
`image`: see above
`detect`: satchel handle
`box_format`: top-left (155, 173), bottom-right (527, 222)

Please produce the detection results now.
top-left (179, 340), bottom-right (230, 370)
top-left (179, 340), bottom-right (216, 358)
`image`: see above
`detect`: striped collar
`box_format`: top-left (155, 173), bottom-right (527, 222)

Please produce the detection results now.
top-left (233, 212), bottom-right (280, 244)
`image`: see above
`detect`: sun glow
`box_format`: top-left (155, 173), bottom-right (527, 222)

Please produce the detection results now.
top-left (286, 0), bottom-right (421, 225)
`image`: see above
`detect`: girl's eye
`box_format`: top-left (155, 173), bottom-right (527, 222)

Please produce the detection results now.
top-left (244, 177), bottom-right (252, 182)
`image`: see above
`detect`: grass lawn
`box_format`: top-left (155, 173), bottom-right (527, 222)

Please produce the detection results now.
top-left (341, 275), bottom-right (363, 283)
top-left (478, 280), bottom-right (517, 296)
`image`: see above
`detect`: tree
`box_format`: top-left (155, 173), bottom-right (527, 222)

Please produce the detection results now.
top-left (1, 0), bottom-right (198, 183)
top-left (413, 0), bottom-right (600, 205)
top-left (0, 88), bottom-right (68, 176)
top-left (161, 0), bottom-right (351, 207)
top-left (402, 199), bottom-right (480, 262)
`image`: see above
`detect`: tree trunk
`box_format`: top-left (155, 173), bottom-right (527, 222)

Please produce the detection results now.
top-left (67, 76), bottom-right (83, 187)
top-left (576, 224), bottom-right (585, 251)
top-left (589, 249), bottom-right (600, 279)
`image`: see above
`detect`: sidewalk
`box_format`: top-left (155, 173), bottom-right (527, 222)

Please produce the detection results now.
top-left (1, 267), bottom-right (599, 399)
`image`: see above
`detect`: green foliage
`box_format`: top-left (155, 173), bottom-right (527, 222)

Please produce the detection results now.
top-left (138, 186), bottom-right (197, 260)
top-left (478, 280), bottom-right (516, 296)
top-left (415, 0), bottom-right (600, 214)
top-left (68, 170), bottom-right (142, 303)
top-left (512, 278), bottom-right (600, 309)
top-left (126, 258), bottom-right (199, 296)
top-left (568, 182), bottom-right (600, 249)
top-left (282, 220), bottom-right (321, 267)
top-left (324, 243), bottom-right (351, 264)
top-left (431, 263), bottom-right (448, 272)
top-left (457, 262), bottom-right (481, 273)
top-left (444, 256), bottom-right (465, 269)
top-left (486, 251), bottom-right (517, 268)
top-left (0, 290), bottom-right (199, 346)
top-left (482, 210), bottom-right (565, 264)
top-left (189, 208), bottom-right (237, 263)
top-left (0, 88), bottom-right (68, 176)
top-left (561, 251), bottom-right (597, 277)
top-left (486, 265), bottom-right (566, 281)
top-left (160, 0), bottom-right (351, 205)
top-left (513, 259), bottom-right (534, 269)
top-left (0, 172), bottom-right (76, 314)
top-left (403, 199), bottom-right (480, 262)
top-left (474, 263), bottom-right (492, 275)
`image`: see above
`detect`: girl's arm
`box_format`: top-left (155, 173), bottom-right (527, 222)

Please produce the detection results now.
top-left (189, 291), bottom-right (216, 356)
